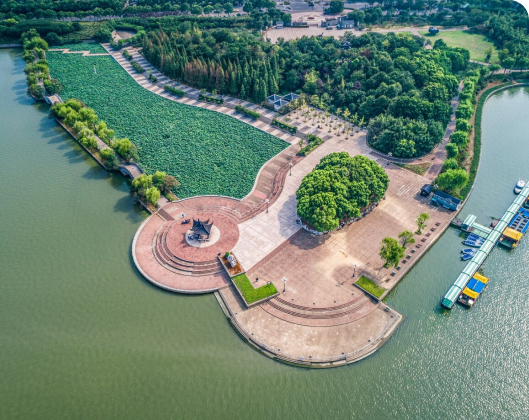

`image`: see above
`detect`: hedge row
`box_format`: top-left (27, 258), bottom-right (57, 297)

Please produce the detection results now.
top-left (130, 60), bottom-right (145, 73)
top-left (298, 134), bottom-right (323, 156)
top-left (163, 85), bottom-right (185, 97)
top-left (272, 119), bottom-right (297, 134)
top-left (235, 105), bottom-right (260, 119)
top-left (198, 93), bottom-right (223, 104)
top-left (122, 50), bottom-right (132, 61)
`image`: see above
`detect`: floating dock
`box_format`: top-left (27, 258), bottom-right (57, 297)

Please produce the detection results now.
top-left (441, 183), bottom-right (529, 309)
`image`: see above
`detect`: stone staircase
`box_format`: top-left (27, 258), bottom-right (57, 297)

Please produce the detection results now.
top-left (261, 293), bottom-right (375, 327)
top-left (151, 221), bottom-right (223, 277)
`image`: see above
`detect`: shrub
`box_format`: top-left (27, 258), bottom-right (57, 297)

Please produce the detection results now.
top-left (456, 119), bottom-right (471, 133)
top-left (272, 119), bottom-right (297, 134)
top-left (235, 105), bottom-right (260, 119)
top-left (298, 134), bottom-right (323, 156)
top-left (450, 130), bottom-right (469, 146)
top-left (122, 50), bottom-right (132, 61)
top-left (442, 158), bottom-right (459, 172)
top-left (148, 72), bottom-right (158, 84)
top-left (164, 85), bottom-right (185, 97)
top-left (198, 92), bottom-right (224, 104)
top-left (456, 102), bottom-right (474, 120)
top-left (130, 60), bottom-right (145, 73)
top-left (446, 143), bottom-right (458, 158)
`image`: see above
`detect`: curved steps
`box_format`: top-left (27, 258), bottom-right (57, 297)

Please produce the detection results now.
top-left (261, 292), bottom-right (376, 327)
top-left (152, 221), bottom-right (223, 277)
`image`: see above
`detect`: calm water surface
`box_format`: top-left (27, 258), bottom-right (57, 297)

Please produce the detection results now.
top-left (1, 49), bottom-right (529, 419)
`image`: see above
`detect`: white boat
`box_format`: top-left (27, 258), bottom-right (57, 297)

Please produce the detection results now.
top-left (514, 179), bottom-right (525, 194)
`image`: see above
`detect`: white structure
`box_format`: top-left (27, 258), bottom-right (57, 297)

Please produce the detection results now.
top-left (267, 92), bottom-right (300, 111)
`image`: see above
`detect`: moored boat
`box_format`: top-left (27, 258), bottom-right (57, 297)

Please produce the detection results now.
top-left (461, 252), bottom-right (475, 261)
top-left (458, 273), bottom-right (489, 307)
top-left (514, 179), bottom-right (525, 194)
top-left (499, 208), bottom-right (529, 248)
top-left (461, 248), bottom-right (474, 254)
top-left (462, 239), bottom-right (484, 248)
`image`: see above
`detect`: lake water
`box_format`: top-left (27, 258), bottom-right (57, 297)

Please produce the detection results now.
top-left (2, 49), bottom-right (529, 419)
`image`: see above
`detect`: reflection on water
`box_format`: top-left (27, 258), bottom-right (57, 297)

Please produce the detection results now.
top-left (1, 48), bottom-right (529, 419)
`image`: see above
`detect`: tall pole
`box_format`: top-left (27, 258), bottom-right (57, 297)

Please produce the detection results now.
top-left (289, 161), bottom-right (293, 176)
top-left (353, 263), bottom-right (357, 278)
top-left (265, 199), bottom-right (269, 213)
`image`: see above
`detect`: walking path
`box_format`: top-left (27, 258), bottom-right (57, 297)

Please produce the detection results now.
top-left (101, 44), bottom-right (301, 145)
top-left (48, 47), bottom-right (110, 57)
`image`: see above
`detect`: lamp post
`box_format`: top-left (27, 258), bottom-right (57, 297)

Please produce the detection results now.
top-left (281, 277), bottom-right (287, 293)
top-left (353, 263), bottom-right (358, 278)
top-left (289, 161), bottom-right (293, 176)
top-left (265, 198), bottom-right (270, 213)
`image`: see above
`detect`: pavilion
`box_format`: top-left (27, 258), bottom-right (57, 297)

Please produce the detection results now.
top-left (190, 219), bottom-right (214, 242)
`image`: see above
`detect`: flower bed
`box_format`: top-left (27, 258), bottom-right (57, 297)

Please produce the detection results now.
top-left (198, 93), bottom-right (223, 104)
top-left (46, 52), bottom-right (287, 198)
top-left (272, 119), bottom-right (297, 134)
top-left (163, 85), bottom-right (185, 97)
top-left (235, 105), bottom-right (260, 119)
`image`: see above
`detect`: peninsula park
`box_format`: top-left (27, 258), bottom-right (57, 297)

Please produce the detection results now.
top-left (15, 5), bottom-right (529, 367)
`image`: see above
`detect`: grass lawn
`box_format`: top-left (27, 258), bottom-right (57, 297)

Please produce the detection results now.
top-left (419, 30), bottom-right (498, 63)
top-left (396, 162), bottom-right (431, 175)
top-left (232, 273), bottom-right (278, 305)
top-left (354, 275), bottom-right (386, 299)
top-left (46, 52), bottom-right (287, 198)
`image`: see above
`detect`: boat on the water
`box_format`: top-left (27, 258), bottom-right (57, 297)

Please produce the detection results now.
top-left (466, 233), bottom-right (482, 241)
top-left (462, 239), bottom-right (483, 248)
top-left (461, 248), bottom-right (475, 254)
top-left (458, 273), bottom-right (489, 307)
top-left (461, 252), bottom-right (475, 261)
top-left (514, 179), bottom-right (525, 194)
top-left (499, 208), bottom-right (529, 248)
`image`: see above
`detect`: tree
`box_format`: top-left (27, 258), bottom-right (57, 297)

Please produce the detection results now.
top-left (224, 3), bottom-right (234, 14)
top-left (415, 212), bottom-right (430, 234)
top-left (398, 230), bottom-right (415, 248)
top-left (445, 143), bottom-right (458, 159)
top-left (442, 158), bottom-right (459, 172)
top-left (450, 130), bottom-right (468, 146)
top-left (113, 138), bottom-right (134, 160)
top-left (296, 153), bottom-right (389, 232)
top-left (145, 186), bottom-right (160, 206)
top-left (379, 237), bottom-right (406, 268)
top-left (437, 168), bottom-right (469, 194)
top-left (455, 119), bottom-right (471, 133)
top-left (328, 1), bottom-right (345, 14)
top-left (94, 27), bottom-right (112, 43)
top-left (99, 148), bottom-right (119, 170)
top-left (191, 5), bottom-right (203, 15)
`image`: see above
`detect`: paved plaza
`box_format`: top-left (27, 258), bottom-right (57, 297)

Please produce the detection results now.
top-left (87, 41), bottom-right (458, 366)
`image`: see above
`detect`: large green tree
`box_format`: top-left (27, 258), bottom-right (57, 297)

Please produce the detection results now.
top-left (296, 153), bottom-right (389, 232)
top-left (379, 237), bottom-right (406, 268)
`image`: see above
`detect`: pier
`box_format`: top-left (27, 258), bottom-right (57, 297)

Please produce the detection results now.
top-left (441, 183), bottom-right (529, 309)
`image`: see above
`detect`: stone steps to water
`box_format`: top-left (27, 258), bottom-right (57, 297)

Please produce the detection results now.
top-left (274, 294), bottom-right (365, 313)
top-left (262, 296), bottom-right (371, 320)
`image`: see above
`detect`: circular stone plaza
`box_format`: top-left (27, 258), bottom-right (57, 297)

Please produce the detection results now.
top-left (133, 131), bottom-right (454, 367)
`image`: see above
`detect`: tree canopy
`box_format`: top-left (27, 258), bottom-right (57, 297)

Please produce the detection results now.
top-left (296, 153), bottom-right (389, 232)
